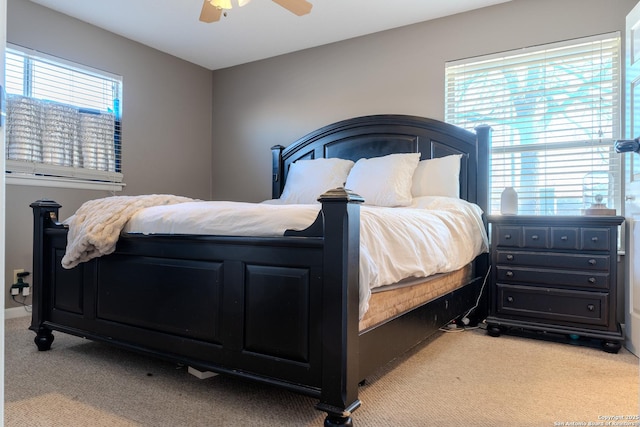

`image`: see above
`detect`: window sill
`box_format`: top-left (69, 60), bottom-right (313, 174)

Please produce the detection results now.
top-left (6, 173), bottom-right (125, 191)
top-left (6, 159), bottom-right (125, 191)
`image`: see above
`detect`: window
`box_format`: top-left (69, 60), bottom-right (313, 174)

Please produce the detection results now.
top-left (445, 33), bottom-right (621, 215)
top-left (5, 45), bottom-right (123, 190)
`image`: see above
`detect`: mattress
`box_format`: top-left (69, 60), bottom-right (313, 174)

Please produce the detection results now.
top-left (359, 264), bottom-right (472, 331)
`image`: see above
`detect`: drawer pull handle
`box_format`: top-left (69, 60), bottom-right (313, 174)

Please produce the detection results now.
top-left (531, 235), bottom-right (539, 240)
top-left (588, 259), bottom-right (597, 266)
top-left (591, 236), bottom-right (599, 242)
top-left (587, 304), bottom-right (595, 312)
top-left (506, 254), bottom-right (514, 261)
top-left (561, 236), bottom-right (568, 241)
top-left (588, 277), bottom-right (597, 284)
top-left (506, 271), bottom-right (514, 277)
top-left (507, 296), bottom-right (514, 303)
top-left (504, 234), bottom-right (512, 240)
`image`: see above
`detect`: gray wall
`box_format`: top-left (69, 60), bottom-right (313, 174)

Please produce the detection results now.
top-left (5, 0), bottom-right (213, 308)
top-left (211, 0), bottom-right (637, 202)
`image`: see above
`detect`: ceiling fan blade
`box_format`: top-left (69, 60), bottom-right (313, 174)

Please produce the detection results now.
top-left (272, 0), bottom-right (313, 16)
top-left (199, 0), bottom-right (223, 23)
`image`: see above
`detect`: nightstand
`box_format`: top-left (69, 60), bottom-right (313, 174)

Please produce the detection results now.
top-left (485, 215), bottom-right (624, 353)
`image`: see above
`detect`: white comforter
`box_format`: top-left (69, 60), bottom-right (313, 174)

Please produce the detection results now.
top-left (121, 196), bottom-right (488, 318)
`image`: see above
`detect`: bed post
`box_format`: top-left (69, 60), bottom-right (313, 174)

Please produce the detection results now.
top-left (315, 188), bottom-right (364, 427)
top-left (271, 145), bottom-right (285, 199)
top-left (29, 199), bottom-right (61, 351)
top-left (474, 124), bottom-right (492, 216)
top-left (472, 125), bottom-right (492, 317)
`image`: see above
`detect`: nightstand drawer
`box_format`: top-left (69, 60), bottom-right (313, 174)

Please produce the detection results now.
top-left (496, 251), bottom-right (610, 271)
top-left (496, 284), bottom-right (608, 326)
top-left (581, 228), bottom-right (610, 251)
top-left (495, 225), bottom-right (522, 247)
top-left (523, 226), bottom-right (548, 248)
top-left (551, 227), bottom-right (579, 250)
top-left (496, 266), bottom-right (609, 290)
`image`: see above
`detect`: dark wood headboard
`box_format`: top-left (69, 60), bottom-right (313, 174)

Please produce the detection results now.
top-left (271, 114), bottom-right (491, 213)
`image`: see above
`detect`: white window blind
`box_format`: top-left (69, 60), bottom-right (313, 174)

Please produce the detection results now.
top-left (5, 45), bottom-right (123, 190)
top-left (445, 33), bottom-right (621, 215)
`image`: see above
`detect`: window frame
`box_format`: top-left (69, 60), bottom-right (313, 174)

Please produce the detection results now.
top-left (445, 33), bottom-right (621, 216)
top-left (5, 44), bottom-right (124, 191)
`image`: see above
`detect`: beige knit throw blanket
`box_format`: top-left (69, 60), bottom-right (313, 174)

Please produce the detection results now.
top-left (61, 194), bottom-right (194, 269)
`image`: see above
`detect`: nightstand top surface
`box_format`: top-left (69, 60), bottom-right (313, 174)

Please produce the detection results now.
top-left (486, 214), bottom-right (624, 226)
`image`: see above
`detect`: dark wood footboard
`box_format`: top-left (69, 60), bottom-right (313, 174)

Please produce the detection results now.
top-left (30, 189), bottom-right (364, 426)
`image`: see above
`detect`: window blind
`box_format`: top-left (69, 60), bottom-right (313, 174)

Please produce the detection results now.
top-left (445, 33), bottom-right (621, 215)
top-left (5, 45), bottom-right (123, 189)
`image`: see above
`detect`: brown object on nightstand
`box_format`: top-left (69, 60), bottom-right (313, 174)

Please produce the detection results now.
top-left (485, 215), bottom-right (624, 353)
top-left (582, 205), bottom-right (617, 216)
top-left (582, 194), bottom-right (617, 216)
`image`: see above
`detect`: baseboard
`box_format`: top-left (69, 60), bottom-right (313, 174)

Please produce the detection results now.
top-left (5, 306), bottom-right (32, 319)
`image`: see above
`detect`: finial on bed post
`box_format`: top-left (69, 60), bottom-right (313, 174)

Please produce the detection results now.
top-left (317, 187), bottom-right (365, 204)
top-left (271, 145), bottom-right (285, 199)
top-left (315, 187), bottom-right (363, 425)
top-left (284, 188), bottom-right (364, 237)
top-left (29, 200), bottom-right (62, 351)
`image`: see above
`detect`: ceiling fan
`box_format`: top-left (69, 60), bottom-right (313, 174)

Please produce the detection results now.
top-left (200, 0), bottom-right (313, 23)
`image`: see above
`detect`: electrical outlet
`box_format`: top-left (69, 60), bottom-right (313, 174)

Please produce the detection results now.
top-left (10, 269), bottom-right (30, 299)
top-left (13, 269), bottom-right (24, 284)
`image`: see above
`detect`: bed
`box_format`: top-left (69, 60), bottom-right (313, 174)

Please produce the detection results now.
top-left (30, 114), bottom-right (491, 426)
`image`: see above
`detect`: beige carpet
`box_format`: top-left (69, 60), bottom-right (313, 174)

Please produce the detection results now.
top-left (4, 316), bottom-right (639, 426)
top-left (6, 393), bottom-right (140, 427)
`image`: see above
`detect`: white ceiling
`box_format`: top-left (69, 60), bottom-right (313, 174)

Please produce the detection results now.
top-left (29, 0), bottom-right (511, 71)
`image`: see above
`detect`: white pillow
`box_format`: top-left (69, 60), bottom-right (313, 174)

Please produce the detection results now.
top-left (411, 154), bottom-right (462, 198)
top-left (280, 158), bottom-right (354, 204)
top-left (345, 153), bottom-right (420, 207)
